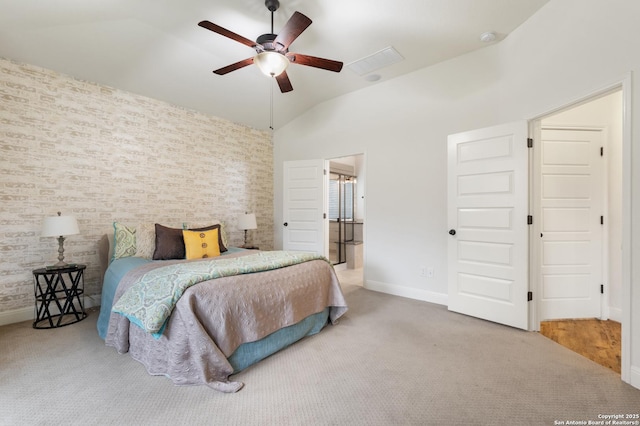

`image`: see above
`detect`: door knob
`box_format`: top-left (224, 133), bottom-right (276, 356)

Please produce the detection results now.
top-left (449, 229), bottom-right (456, 235)
top-left (283, 222), bottom-right (288, 227)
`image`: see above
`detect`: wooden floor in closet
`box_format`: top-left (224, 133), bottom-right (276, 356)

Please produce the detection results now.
top-left (540, 319), bottom-right (621, 374)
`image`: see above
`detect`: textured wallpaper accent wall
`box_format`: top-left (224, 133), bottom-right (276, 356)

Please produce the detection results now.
top-left (0, 58), bottom-right (273, 315)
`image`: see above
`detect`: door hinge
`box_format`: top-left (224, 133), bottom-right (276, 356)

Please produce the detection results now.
top-left (323, 169), bottom-right (327, 175)
top-left (600, 215), bottom-right (604, 225)
top-left (323, 213), bottom-right (326, 219)
top-left (527, 215), bottom-right (533, 225)
top-left (527, 138), bottom-right (533, 148)
top-left (527, 291), bottom-right (533, 302)
top-left (600, 147), bottom-right (604, 157)
top-left (601, 284), bottom-right (604, 294)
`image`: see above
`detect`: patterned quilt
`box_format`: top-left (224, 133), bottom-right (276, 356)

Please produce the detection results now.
top-left (105, 249), bottom-right (348, 392)
top-left (112, 251), bottom-right (328, 337)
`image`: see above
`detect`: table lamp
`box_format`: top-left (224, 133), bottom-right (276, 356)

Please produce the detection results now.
top-left (238, 213), bottom-right (257, 248)
top-left (41, 212), bottom-right (79, 269)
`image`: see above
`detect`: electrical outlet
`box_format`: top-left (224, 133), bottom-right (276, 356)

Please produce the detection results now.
top-left (419, 267), bottom-right (426, 277)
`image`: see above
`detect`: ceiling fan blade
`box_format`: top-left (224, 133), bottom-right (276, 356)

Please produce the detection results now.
top-left (213, 57), bottom-right (254, 75)
top-left (198, 20), bottom-right (257, 49)
top-left (273, 12), bottom-right (312, 51)
top-left (287, 53), bottom-right (343, 73)
top-left (275, 71), bottom-right (293, 93)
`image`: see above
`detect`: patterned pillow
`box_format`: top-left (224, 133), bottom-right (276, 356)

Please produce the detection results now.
top-left (218, 222), bottom-right (229, 249)
top-left (112, 222), bottom-right (136, 262)
top-left (182, 229), bottom-right (221, 259)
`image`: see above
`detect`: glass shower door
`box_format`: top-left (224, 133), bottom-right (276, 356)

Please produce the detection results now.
top-left (329, 173), bottom-right (356, 265)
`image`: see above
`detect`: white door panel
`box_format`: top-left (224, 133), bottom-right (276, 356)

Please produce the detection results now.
top-left (538, 128), bottom-right (603, 320)
top-left (283, 159), bottom-right (328, 256)
top-left (448, 121), bottom-right (529, 330)
top-left (542, 208), bottom-right (590, 231)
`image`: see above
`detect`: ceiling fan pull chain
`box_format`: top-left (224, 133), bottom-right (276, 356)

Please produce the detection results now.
top-left (270, 80), bottom-right (274, 130)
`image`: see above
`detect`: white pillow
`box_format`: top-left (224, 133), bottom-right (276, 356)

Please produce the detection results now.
top-left (135, 222), bottom-right (156, 259)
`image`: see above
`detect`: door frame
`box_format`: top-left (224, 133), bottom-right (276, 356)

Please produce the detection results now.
top-left (527, 73), bottom-right (632, 383)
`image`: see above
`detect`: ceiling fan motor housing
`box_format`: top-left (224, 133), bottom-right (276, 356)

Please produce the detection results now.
top-left (256, 33), bottom-right (284, 53)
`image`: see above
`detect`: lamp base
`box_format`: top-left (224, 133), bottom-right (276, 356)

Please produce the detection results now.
top-left (47, 235), bottom-right (73, 269)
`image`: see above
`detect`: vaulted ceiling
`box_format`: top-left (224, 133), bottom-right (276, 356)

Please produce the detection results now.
top-left (0, 0), bottom-right (549, 130)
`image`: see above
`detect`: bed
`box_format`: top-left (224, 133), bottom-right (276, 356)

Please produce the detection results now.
top-left (97, 222), bottom-right (348, 392)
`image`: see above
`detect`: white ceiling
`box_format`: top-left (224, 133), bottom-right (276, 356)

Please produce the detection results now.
top-left (0, 0), bottom-right (549, 130)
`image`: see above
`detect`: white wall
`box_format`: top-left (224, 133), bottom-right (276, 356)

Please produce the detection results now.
top-left (273, 0), bottom-right (640, 388)
top-left (542, 91), bottom-right (623, 321)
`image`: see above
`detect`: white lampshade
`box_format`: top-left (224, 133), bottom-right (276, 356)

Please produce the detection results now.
top-left (41, 214), bottom-right (79, 237)
top-left (254, 51), bottom-right (289, 77)
top-left (238, 213), bottom-right (257, 231)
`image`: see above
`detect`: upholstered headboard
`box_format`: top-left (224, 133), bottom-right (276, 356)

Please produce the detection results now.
top-left (98, 234), bottom-right (111, 285)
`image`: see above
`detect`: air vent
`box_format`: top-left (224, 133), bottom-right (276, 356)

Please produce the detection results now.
top-left (347, 46), bottom-right (404, 76)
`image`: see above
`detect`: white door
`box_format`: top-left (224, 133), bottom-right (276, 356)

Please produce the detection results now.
top-left (283, 159), bottom-right (328, 256)
top-left (537, 128), bottom-right (603, 320)
top-left (448, 121), bottom-right (529, 330)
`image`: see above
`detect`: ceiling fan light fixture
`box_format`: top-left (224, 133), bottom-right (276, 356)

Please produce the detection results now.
top-left (254, 51), bottom-right (289, 77)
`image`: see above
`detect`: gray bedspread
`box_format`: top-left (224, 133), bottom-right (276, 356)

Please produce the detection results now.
top-left (105, 251), bottom-right (348, 392)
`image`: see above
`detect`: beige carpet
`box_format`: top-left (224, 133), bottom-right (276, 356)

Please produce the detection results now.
top-left (1, 273), bottom-right (639, 425)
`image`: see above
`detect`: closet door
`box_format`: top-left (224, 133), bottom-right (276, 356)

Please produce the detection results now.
top-left (537, 128), bottom-right (603, 320)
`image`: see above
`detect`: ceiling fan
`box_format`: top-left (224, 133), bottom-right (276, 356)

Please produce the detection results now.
top-left (198, 0), bottom-right (343, 93)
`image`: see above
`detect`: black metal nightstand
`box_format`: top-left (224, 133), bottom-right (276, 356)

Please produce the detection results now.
top-left (32, 264), bottom-right (87, 329)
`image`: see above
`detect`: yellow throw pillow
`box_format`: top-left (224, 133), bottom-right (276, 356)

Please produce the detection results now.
top-left (182, 229), bottom-right (221, 259)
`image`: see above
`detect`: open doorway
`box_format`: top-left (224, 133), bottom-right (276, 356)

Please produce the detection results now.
top-left (532, 90), bottom-right (623, 373)
top-left (446, 78), bottom-right (632, 385)
top-left (329, 154), bottom-right (364, 287)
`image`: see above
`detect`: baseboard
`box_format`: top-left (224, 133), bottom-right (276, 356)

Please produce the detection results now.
top-left (333, 263), bottom-right (348, 272)
top-left (629, 365), bottom-right (640, 390)
top-left (365, 280), bottom-right (448, 306)
top-left (0, 294), bottom-right (101, 327)
top-left (0, 306), bottom-right (33, 326)
top-left (608, 306), bottom-right (622, 323)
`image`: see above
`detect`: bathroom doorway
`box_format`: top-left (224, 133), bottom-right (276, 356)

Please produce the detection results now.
top-left (328, 155), bottom-right (364, 275)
